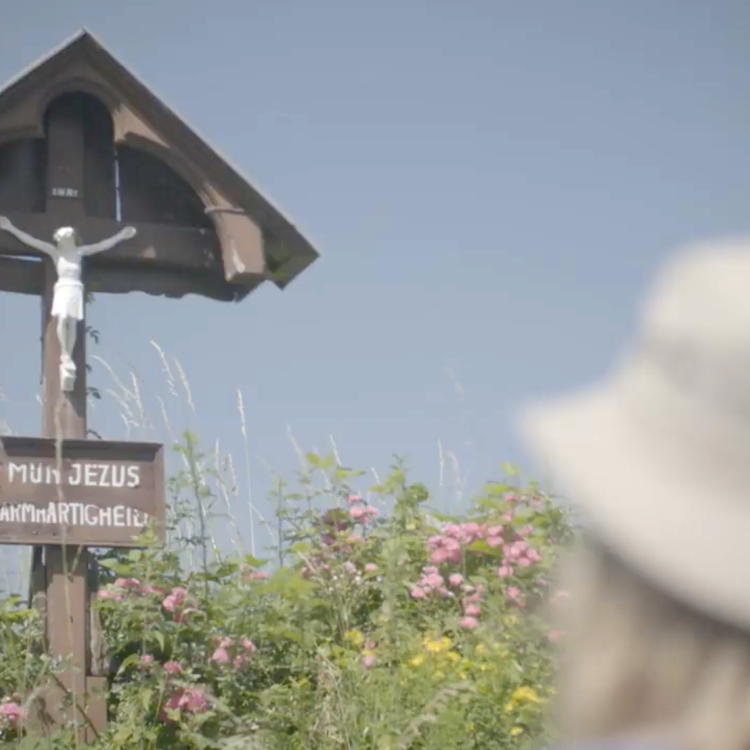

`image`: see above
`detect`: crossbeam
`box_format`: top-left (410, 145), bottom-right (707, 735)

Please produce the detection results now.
top-left (0, 254), bottom-right (253, 301)
top-left (0, 211), bottom-right (223, 274)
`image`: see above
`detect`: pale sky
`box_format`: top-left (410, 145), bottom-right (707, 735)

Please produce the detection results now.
top-left (2, 0), bottom-right (750, 583)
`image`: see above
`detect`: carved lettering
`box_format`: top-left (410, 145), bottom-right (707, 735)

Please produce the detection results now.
top-left (127, 466), bottom-right (140, 488)
top-left (29, 464), bottom-right (43, 484)
top-left (69, 464), bottom-right (82, 486)
top-left (8, 464), bottom-right (26, 483)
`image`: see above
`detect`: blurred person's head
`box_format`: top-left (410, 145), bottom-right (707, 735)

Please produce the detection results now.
top-left (520, 240), bottom-right (750, 750)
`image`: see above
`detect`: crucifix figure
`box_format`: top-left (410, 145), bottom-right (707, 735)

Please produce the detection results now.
top-left (0, 216), bottom-right (137, 392)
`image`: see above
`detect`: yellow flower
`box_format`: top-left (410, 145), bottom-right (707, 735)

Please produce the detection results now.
top-left (423, 636), bottom-right (452, 653)
top-left (511, 726), bottom-right (524, 737)
top-left (504, 701), bottom-right (515, 714)
top-left (433, 670), bottom-right (445, 681)
top-left (511, 686), bottom-right (541, 704)
top-left (474, 644), bottom-right (486, 655)
top-left (446, 651), bottom-right (460, 663)
top-left (408, 654), bottom-right (426, 667)
top-left (344, 629), bottom-right (364, 647)
top-left (466, 723), bottom-right (475, 733)
top-left (479, 664), bottom-right (489, 672)
top-left (504, 614), bottom-right (520, 626)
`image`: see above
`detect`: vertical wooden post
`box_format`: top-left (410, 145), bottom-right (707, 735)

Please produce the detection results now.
top-left (28, 93), bottom-right (107, 741)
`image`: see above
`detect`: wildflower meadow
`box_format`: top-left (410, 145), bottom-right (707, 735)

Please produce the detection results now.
top-left (0, 428), bottom-right (574, 749)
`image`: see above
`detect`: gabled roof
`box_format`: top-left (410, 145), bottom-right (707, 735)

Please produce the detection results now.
top-left (0, 29), bottom-right (319, 291)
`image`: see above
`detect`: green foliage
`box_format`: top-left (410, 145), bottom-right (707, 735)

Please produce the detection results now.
top-left (0, 439), bottom-right (573, 749)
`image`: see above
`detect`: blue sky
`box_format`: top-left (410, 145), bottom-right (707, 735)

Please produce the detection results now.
top-left (2, 0), bottom-right (750, 568)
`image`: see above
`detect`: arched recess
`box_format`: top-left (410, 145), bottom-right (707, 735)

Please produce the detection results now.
top-left (43, 92), bottom-right (117, 219)
top-left (116, 144), bottom-right (213, 230)
top-left (0, 138), bottom-right (46, 213)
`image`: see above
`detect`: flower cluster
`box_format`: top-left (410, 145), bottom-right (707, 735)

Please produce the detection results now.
top-left (410, 566), bottom-right (454, 599)
top-left (161, 687), bottom-right (210, 720)
top-left (0, 698), bottom-right (26, 731)
top-left (348, 494), bottom-right (380, 523)
top-left (211, 636), bottom-right (257, 670)
top-left (460, 584), bottom-right (485, 629)
top-left (497, 539), bottom-right (541, 578)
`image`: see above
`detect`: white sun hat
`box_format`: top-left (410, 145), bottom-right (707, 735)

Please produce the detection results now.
top-left (519, 238), bottom-right (750, 631)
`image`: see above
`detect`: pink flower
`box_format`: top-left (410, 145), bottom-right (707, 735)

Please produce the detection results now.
top-left (410, 587), bottom-right (426, 600)
top-left (218, 637), bottom-right (234, 649)
top-left (180, 688), bottom-right (209, 715)
top-left (548, 630), bottom-right (565, 643)
top-left (445, 524), bottom-right (463, 540)
top-left (142, 584), bottom-right (165, 595)
top-left (497, 565), bottom-right (513, 578)
top-left (502, 512), bottom-right (513, 523)
top-left (444, 538), bottom-right (462, 563)
top-left (163, 661), bottom-right (182, 675)
top-left (344, 561), bottom-right (357, 574)
top-left (241, 638), bottom-right (257, 652)
top-left (511, 540), bottom-right (529, 556)
top-left (525, 548), bottom-right (541, 563)
top-left (349, 505), bottom-right (366, 521)
top-left (448, 573), bottom-right (464, 587)
top-left (430, 547), bottom-right (449, 564)
top-left (97, 589), bottom-right (122, 601)
top-left (518, 557), bottom-right (533, 568)
top-left (487, 535), bottom-right (503, 548)
top-left (486, 525), bottom-right (503, 538)
top-left (461, 616), bottom-right (479, 629)
top-left (505, 493), bottom-right (517, 503)
top-left (366, 506), bottom-right (380, 517)
top-left (551, 590), bottom-right (570, 606)
top-left (115, 577), bottom-right (140, 589)
top-left (464, 603), bottom-right (481, 617)
top-left (348, 494), bottom-right (363, 504)
top-left (233, 654), bottom-right (248, 669)
top-left (507, 586), bottom-right (521, 601)
top-left (140, 654), bottom-right (154, 663)
top-left (0, 701), bottom-right (27, 729)
top-left (211, 648), bottom-right (230, 664)
top-left (171, 587), bottom-right (188, 599)
top-left (348, 533), bottom-right (364, 544)
top-left (423, 573), bottom-right (445, 590)
top-left (362, 654), bottom-right (376, 669)
top-left (519, 525), bottom-right (534, 537)
top-left (463, 522), bottom-right (481, 538)
top-left (365, 563), bottom-right (379, 573)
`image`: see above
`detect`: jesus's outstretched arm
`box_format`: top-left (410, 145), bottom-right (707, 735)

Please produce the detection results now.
top-left (79, 226), bottom-right (137, 256)
top-left (0, 216), bottom-right (59, 258)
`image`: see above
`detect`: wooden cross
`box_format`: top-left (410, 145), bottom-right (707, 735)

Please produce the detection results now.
top-left (0, 31), bottom-right (318, 740)
top-left (0, 92), bottom-right (209, 741)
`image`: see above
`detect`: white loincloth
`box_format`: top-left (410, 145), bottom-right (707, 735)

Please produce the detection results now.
top-left (51, 279), bottom-right (84, 321)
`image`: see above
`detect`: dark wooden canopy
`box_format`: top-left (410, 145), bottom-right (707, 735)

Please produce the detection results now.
top-left (0, 30), bottom-right (319, 302)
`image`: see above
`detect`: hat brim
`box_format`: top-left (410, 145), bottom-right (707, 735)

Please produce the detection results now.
top-left (519, 385), bottom-right (750, 631)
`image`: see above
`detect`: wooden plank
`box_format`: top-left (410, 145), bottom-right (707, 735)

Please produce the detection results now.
top-left (0, 255), bottom-right (43, 295)
top-left (0, 255), bottom-right (254, 302)
top-left (0, 211), bottom-right (223, 274)
top-left (0, 436), bottom-right (165, 547)
top-left (44, 546), bottom-right (88, 743)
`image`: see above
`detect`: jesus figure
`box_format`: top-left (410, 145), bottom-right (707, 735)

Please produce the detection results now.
top-left (0, 216), bottom-right (137, 392)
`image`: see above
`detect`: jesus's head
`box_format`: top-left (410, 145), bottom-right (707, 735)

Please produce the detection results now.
top-left (53, 226), bottom-right (81, 248)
